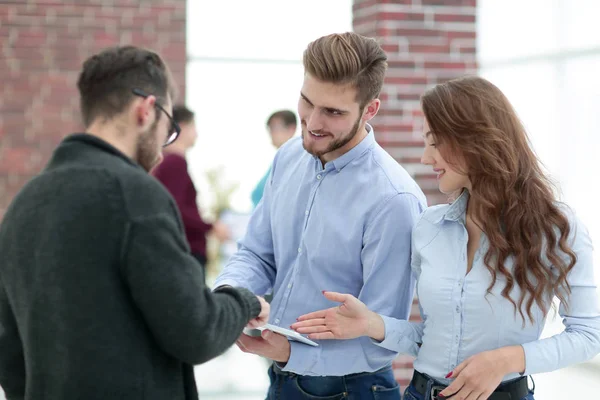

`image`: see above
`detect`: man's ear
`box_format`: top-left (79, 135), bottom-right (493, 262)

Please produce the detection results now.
top-left (362, 98), bottom-right (380, 123)
top-left (134, 95), bottom-right (157, 129)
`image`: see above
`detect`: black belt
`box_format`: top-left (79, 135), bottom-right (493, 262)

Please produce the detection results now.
top-left (272, 362), bottom-right (392, 378)
top-left (411, 370), bottom-right (530, 400)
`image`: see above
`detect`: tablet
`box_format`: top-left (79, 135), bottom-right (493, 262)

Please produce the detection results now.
top-left (254, 323), bottom-right (319, 347)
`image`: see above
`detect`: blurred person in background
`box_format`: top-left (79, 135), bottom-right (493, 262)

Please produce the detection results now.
top-left (292, 76), bottom-right (600, 400)
top-left (251, 110), bottom-right (297, 307)
top-left (251, 109), bottom-right (297, 208)
top-left (153, 105), bottom-right (230, 271)
top-left (215, 32), bottom-right (426, 399)
top-left (0, 45), bottom-right (268, 400)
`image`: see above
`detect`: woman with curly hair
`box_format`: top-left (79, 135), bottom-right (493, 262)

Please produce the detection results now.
top-left (291, 76), bottom-right (600, 400)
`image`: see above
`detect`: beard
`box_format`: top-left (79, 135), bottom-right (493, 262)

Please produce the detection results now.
top-left (136, 120), bottom-right (162, 172)
top-left (301, 114), bottom-right (362, 159)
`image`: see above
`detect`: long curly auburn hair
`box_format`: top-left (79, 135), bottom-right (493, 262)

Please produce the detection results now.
top-left (421, 76), bottom-right (577, 323)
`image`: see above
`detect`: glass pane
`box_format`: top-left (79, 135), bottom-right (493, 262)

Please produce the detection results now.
top-left (187, 0), bottom-right (353, 60)
top-left (477, 0), bottom-right (560, 64)
top-left (563, 0), bottom-right (600, 51)
top-left (561, 54), bottom-right (600, 270)
top-left (186, 60), bottom-right (305, 212)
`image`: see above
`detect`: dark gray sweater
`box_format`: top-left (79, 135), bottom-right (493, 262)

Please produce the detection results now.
top-left (0, 134), bottom-right (261, 400)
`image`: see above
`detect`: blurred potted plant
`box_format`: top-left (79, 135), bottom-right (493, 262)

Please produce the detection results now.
top-left (204, 166), bottom-right (239, 278)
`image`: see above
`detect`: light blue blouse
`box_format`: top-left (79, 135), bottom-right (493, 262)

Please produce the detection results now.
top-left (376, 190), bottom-right (600, 383)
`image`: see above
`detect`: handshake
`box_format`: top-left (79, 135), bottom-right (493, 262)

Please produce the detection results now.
top-left (244, 296), bottom-right (319, 348)
top-left (247, 296), bottom-right (270, 329)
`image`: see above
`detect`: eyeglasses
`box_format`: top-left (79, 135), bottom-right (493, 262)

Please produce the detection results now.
top-left (131, 88), bottom-right (181, 147)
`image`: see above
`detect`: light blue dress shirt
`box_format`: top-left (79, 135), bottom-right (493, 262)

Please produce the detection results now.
top-left (215, 127), bottom-right (427, 376)
top-left (376, 190), bottom-right (600, 383)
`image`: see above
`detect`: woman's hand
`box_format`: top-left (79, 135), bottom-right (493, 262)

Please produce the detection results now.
top-left (438, 346), bottom-right (525, 400)
top-left (290, 291), bottom-right (385, 341)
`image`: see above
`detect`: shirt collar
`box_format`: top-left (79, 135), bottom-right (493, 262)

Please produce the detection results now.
top-left (435, 189), bottom-right (470, 224)
top-left (315, 123), bottom-right (375, 172)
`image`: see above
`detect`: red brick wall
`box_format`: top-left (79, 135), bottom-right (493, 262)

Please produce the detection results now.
top-left (353, 0), bottom-right (477, 387)
top-left (0, 0), bottom-right (187, 217)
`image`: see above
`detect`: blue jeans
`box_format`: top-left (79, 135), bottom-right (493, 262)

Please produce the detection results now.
top-left (403, 381), bottom-right (535, 400)
top-left (266, 364), bottom-right (401, 400)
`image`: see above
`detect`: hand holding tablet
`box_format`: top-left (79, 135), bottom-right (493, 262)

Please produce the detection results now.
top-left (250, 323), bottom-right (319, 347)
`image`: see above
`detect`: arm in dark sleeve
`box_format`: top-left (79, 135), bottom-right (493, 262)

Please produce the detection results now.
top-left (0, 276), bottom-right (25, 398)
top-left (121, 213), bottom-right (261, 365)
top-left (153, 156), bottom-right (213, 234)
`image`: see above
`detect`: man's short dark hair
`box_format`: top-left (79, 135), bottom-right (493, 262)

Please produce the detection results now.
top-left (77, 45), bottom-right (175, 127)
top-left (172, 105), bottom-right (195, 125)
top-left (266, 110), bottom-right (297, 128)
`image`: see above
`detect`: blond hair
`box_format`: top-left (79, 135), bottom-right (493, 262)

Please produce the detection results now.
top-left (303, 32), bottom-right (387, 108)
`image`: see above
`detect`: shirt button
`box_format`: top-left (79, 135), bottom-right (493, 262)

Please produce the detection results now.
top-left (287, 283), bottom-right (292, 289)
top-left (297, 248), bottom-right (302, 253)
top-left (316, 174), bottom-right (322, 180)
top-left (305, 210), bottom-right (309, 216)
top-left (275, 319), bottom-right (280, 324)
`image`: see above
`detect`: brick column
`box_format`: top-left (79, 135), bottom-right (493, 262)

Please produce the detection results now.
top-left (353, 0), bottom-right (477, 387)
top-left (0, 1), bottom-right (187, 217)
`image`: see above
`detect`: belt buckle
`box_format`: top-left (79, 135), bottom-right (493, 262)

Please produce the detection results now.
top-left (431, 386), bottom-right (445, 400)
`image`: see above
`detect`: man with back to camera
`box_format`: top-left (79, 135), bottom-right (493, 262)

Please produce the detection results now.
top-left (0, 45), bottom-right (269, 400)
top-left (214, 32), bottom-right (427, 399)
